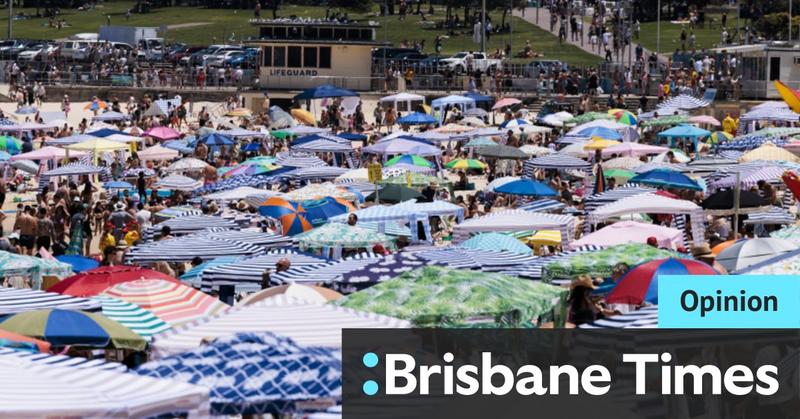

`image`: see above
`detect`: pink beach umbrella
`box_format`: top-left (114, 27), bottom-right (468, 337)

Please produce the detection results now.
top-left (569, 221), bottom-right (684, 250)
top-left (145, 127), bottom-right (182, 141)
top-left (492, 98), bottom-right (521, 111)
top-left (688, 115), bottom-right (721, 126)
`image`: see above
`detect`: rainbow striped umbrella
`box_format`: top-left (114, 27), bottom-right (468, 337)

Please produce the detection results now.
top-left (385, 154), bottom-right (434, 168)
top-left (611, 109), bottom-right (637, 125)
top-left (94, 296), bottom-right (171, 341)
top-left (103, 279), bottom-right (229, 329)
top-left (445, 158), bottom-right (487, 170)
top-left (258, 197), bottom-right (313, 236)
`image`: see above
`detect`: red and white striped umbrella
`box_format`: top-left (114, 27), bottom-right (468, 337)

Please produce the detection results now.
top-left (103, 279), bottom-right (229, 328)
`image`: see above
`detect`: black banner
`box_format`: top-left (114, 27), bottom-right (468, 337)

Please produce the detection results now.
top-left (343, 329), bottom-right (800, 419)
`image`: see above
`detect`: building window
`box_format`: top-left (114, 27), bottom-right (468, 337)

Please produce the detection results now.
top-left (263, 46), bottom-right (272, 66)
top-left (273, 46), bottom-right (286, 67)
top-left (319, 47), bottom-right (331, 68)
top-left (304, 47), bottom-right (318, 68)
top-left (287, 46), bottom-right (302, 68)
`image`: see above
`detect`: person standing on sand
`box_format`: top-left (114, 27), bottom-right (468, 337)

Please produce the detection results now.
top-left (15, 206), bottom-right (38, 256)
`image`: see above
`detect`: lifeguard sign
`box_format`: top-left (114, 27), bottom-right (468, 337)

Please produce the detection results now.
top-left (247, 18), bottom-right (386, 91)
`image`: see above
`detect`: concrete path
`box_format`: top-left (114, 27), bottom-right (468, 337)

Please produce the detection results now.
top-left (513, 7), bottom-right (663, 66)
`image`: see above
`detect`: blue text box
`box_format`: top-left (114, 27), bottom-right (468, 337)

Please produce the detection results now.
top-left (658, 275), bottom-right (800, 328)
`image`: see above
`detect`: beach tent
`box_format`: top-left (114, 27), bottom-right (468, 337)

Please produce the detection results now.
top-left (431, 95), bottom-right (476, 123)
top-left (587, 193), bottom-right (706, 245)
top-left (379, 92), bottom-right (425, 113)
top-left (10, 146), bottom-right (88, 162)
top-left (362, 138), bottom-right (441, 157)
top-left (452, 210), bottom-right (575, 246)
top-left (125, 234), bottom-right (265, 264)
top-left (150, 295), bottom-right (409, 357)
top-left (543, 243), bottom-right (687, 281)
top-left (294, 84), bottom-right (359, 100)
top-left (657, 124), bottom-right (710, 151)
top-left (569, 221), bottom-right (684, 249)
top-left (199, 249), bottom-right (329, 293)
top-left (153, 174), bottom-right (203, 191)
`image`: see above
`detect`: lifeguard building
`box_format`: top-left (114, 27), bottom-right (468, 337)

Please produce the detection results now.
top-left (247, 18), bottom-right (384, 91)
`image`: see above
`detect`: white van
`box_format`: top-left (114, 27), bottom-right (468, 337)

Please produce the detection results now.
top-left (58, 39), bottom-right (133, 60)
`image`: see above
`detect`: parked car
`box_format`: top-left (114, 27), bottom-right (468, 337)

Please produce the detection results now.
top-left (176, 46), bottom-right (206, 65)
top-left (226, 48), bottom-right (259, 68)
top-left (439, 51), bottom-right (502, 74)
top-left (207, 47), bottom-right (245, 67)
top-left (17, 42), bottom-right (59, 61)
top-left (395, 51), bottom-right (429, 65)
top-left (1, 40), bottom-right (33, 59)
top-left (372, 47), bottom-right (418, 61)
top-left (413, 56), bottom-right (447, 74)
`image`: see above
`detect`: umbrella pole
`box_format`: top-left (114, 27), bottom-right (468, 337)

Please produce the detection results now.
top-left (733, 171), bottom-right (740, 239)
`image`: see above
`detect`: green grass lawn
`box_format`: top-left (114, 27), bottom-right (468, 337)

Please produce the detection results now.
top-left (0, 1), bottom-right (601, 66)
top-left (636, 14), bottom-right (728, 54)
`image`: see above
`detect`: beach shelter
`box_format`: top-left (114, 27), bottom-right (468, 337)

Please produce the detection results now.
top-left (136, 332), bottom-right (340, 416)
top-left (294, 223), bottom-right (396, 253)
top-left (543, 243), bottom-right (687, 281)
top-left (607, 258), bottom-right (718, 305)
top-left (334, 266), bottom-right (567, 327)
top-left (49, 265), bottom-right (178, 297)
top-left (137, 144), bottom-right (179, 161)
top-left (0, 309), bottom-right (145, 350)
top-left (0, 251), bottom-right (73, 284)
top-left (364, 184), bottom-right (421, 203)
top-left (65, 138), bottom-right (128, 161)
top-left (738, 141), bottom-right (800, 163)
top-left (125, 233), bottom-right (270, 264)
top-left (103, 279), bottom-right (229, 329)
top-left (293, 84), bottom-right (359, 100)
top-left (0, 287), bottom-right (101, 315)
top-left (474, 144), bottom-right (529, 159)
top-left (0, 354), bottom-right (210, 417)
top-left (453, 210), bottom-right (575, 246)
top-left (657, 124), bottom-right (711, 151)
top-left (601, 142), bottom-right (668, 157)
top-left (93, 296), bottom-right (171, 341)
top-left (431, 95), bottom-right (476, 123)
top-left (569, 221), bottom-right (684, 249)
top-left (362, 138), bottom-right (441, 157)
top-left (10, 146), bottom-right (88, 162)
top-left (53, 255), bottom-right (99, 274)
top-left (716, 238), bottom-right (798, 273)
top-left (459, 232), bottom-right (531, 254)
top-left (379, 92), bottom-right (425, 113)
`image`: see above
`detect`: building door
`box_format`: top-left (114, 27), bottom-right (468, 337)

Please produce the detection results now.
top-left (769, 56), bottom-right (781, 81)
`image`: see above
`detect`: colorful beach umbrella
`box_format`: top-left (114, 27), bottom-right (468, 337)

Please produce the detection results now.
top-left (258, 197), bottom-right (313, 236)
top-left (0, 309), bottom-right (146, 350)
top-left (583, 136), bottom-right (620, 150)
top-left (611, 109), bottom-right (637, 125)
top-left (445, 158), bottom-right (487, 170)
top-left (84, 100), bottom-right (108, 111)
top-left (495, 179), bottom-right (557, 196)
top-left (499, 118), bottom-right (529, 129)
top-left (593, 164), bottom-right (606, 194)
top-left (607, 258), bottom-right (718, 305)
top-left (103, 279), bottom-right (229, 329)
top-left (94, 296), bottom-right (171, 341)
top-left (49, 265), bottom-right (179, 297)
top-left (385, 154), bottom-right (433, 168)
top-left (0, 136), bottom-right (22, 155)
top-left (576, 126), bottom-right (623, 140)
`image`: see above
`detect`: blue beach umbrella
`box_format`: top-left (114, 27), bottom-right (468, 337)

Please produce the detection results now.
top-left (499, 118), bottom-right (529, 128)
top-left (55, 255), bottom-right (100, 273)
top-left (104, 181), bottom-right (134, 190)
top-left (302, 197), bottom-right (355, 226)
top-left (397, 112), bottom-right (437, 125)
top-left (630, 168), bottom-right (702, 191)
top-left (495, 179), bottom-right (557, 196)
top-left (576, 126), bottom-right (623, 140)
top-left (200, 133), bottom-right (234, 147)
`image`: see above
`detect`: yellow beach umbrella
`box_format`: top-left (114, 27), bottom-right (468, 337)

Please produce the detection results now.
top-left (523, 230), bottom-right (562, 247)
top-left (775, 80), bottom-right (800, 113)
top-left (583, 136), bottom-right (621, 150)
top-left (66, 138), bottom-right (129, 153)
top-left (739, 141), bottom-right (800, 163)
top-left (291, 108), bottom-right (316, 126)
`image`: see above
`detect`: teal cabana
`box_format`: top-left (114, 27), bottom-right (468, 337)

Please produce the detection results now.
top-left (656, 124), bottom-right (711, 151)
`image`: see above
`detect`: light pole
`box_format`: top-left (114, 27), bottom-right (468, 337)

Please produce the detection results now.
top-left (481, 0), bottom-right (487, 53)
top-left (656, 0), bottom-right (661, 55)
top-left (790, 0), bottom-right (793, 42)
top-left (8, 0), bottom-right (12, 39)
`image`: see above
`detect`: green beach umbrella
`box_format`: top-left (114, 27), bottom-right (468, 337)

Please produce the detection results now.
top-left (565, 112), bottom-right (613, 125)
top-left (364, 184), bottom-right (423, 204)
top-left (0, 309), bottom-right (146, 350)
top-left (603, 168), bottom-right (636, 183)
top-left (543, 243), bottom-right (687, 281)
top-left (642, 115), bottom-right (690, 127)
top-left (333, 266), bottom-right (568, 328)
top-left (385, 154), bottom-right (434, 168)
top-left (445, 158), bottom-right (488, 170)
